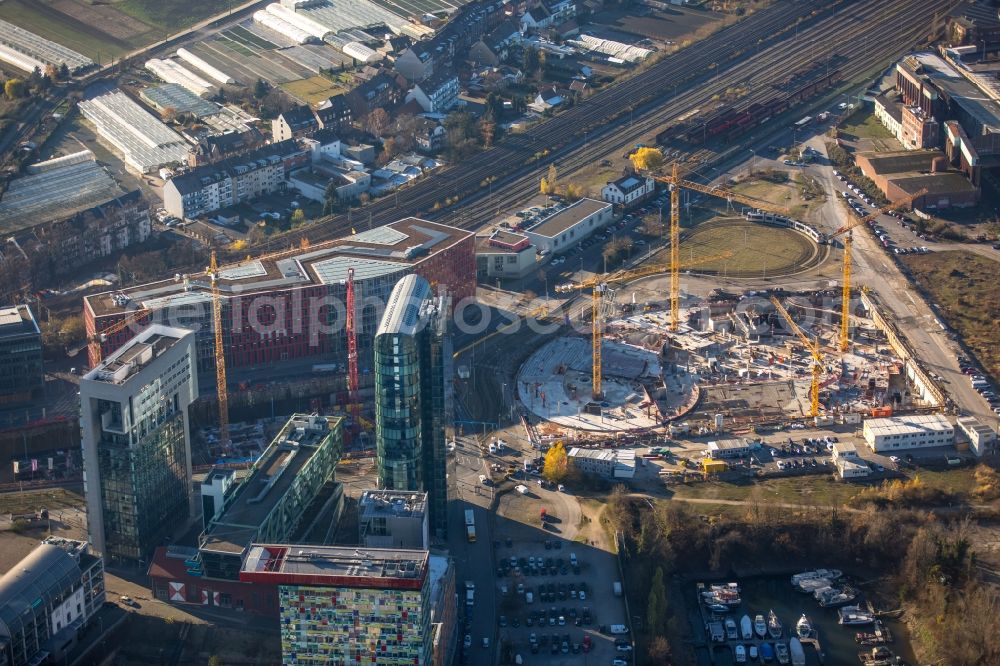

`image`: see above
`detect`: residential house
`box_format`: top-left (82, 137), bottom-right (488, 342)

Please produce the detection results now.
top-left (413, 117), bottom-right (447, 153)
top-left (477, 66), bottom-right (523, 92)
top-left (315, 94), bottom-right (353, 131)
top-left (407, 70), bottom-right (460, 114)
top-left (345, 69), bottom-right (407, 119)
top-left (469, 20), bottom-right (521, 66)
top-left (520, 5), bottom-right (552, 33)
top-left (529, 85), bottom-right (563, 112)
top-left (601, 173), bottom-right (656, 208)
top-left (271, 104), bottom-right (319, 141)
top-left (188, 127), bottom-right (265, 167)
top-left (395, 42), bottom-right (436, 82)
top-left (545, 0), bottom-right (576, 24)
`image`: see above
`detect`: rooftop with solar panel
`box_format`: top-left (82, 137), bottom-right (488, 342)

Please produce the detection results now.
top-left (85, 217), bottom-right (473, 317)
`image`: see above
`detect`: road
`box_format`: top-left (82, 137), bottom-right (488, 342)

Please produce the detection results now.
top-left (796, 137), bottom-right (999, 428)
top-left (446, 433), bottom-right (497, 664)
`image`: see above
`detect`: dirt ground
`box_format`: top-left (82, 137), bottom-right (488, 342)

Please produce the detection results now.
top-left (588, 6), bottom-right (724, 44)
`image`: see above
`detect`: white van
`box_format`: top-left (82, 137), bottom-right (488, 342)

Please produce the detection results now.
top-left (479, 475), bottom-right (491, 486)
top-left (610, 624), bottom-right (629, 635)
top-left (525, 591), bottom-right (534, 604)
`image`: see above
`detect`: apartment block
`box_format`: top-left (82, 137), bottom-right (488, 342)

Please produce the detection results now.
top-left (162, 139), bottom-right (308, 219)
top-left (80, 325), bottom-right (198, 565)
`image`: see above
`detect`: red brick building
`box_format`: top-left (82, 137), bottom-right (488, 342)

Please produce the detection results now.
top-left (83, 218), bottom-right (476, 376)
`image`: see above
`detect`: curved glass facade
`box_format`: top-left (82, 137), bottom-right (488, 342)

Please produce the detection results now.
top-left (375, 333), bottom-right (423, 491)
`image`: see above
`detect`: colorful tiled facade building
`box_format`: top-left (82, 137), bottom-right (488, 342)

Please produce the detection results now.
top-left (241, 545), bottom-right (433, 665)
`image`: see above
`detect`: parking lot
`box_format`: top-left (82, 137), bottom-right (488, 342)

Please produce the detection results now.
top-left (489, 534), bottom-right (631, 665)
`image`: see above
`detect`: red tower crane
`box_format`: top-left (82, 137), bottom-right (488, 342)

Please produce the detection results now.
top-left (346, 267), bottom-right (360, 424)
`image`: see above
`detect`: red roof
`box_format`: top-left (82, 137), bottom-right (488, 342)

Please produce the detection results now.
top-left (147, 546), bottom-right (191, 580)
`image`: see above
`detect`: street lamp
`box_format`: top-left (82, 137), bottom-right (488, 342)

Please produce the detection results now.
top-left (748, 148), bottom-right (756, 176)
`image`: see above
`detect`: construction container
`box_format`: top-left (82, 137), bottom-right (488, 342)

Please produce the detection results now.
top-left (702, 459), bottom-right (728, 474)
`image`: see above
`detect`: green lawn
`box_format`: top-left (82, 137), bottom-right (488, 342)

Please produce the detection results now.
top-left (839, 109), bottom-right (894, 141)
top-left (117, 0), bottom-right (234, 33)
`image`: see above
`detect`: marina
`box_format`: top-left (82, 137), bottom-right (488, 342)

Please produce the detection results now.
top-left (690, 574), bottom-right (916, 665)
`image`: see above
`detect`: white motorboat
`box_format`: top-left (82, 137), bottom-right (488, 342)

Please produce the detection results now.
top-left (754, 614), bottom-right (768, 638)
top-left (795, 614), bottom-right (812, 639)
top-left (796, 578), bottom-right (831, 593)
top-left (735, 644), bottom-right (747, 663)
top-left (726, 618), bottom-right (738, 640)
top-left (775, 642), bottom-right (790, 665)
top-left (838, 605), bottom-right (875, 626)
top-left (767, 609), bottom-right (783, 638)
top-left (790, 569), bottom-right (843, 585)
top-left (789, 638), bottom-right (806, 666)
top-left (816, 587), bottom-right (857, 608)
top-left (741, 614), bottom-right (753, 640)
top-left (749, 645), bottom-right (759, 661)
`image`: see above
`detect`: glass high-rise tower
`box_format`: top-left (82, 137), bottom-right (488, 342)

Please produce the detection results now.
top-left (374, 275), bottom-right (451, 539)
top-left (80, 325), bottom-right (198, 566)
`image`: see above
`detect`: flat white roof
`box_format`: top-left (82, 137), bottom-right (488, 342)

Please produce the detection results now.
top-left (708, 438), bottom-right (749, 450)
top-left (864, 413), bottom-right (953, 437)
top-left (568, 447), bottom-right (615, 462)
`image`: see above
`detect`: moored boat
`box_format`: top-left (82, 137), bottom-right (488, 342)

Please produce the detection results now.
top-left (796, 578), bottom-right (832, 593)
top-left (741, 614), bottom-right (753, 640)
top-left (838, 605), bottom-right (875, 626)
top-left (735, 644), bottom-right (747, 663)
top-left (789, 638), bottom-right (806, 666)
top-left (795, 614), bottom-right (812, 639)
top-left (767, 609), bottom-right (782, 639)
top-left (726, 618), bottom-right (738, 640)
top-left (816, 586), bottom-right (857, 608)
top-left (749, 645), bottom-right (759, 661)
top-left (761, 642), bottom-right (775, 662)
top-left (790, 569), bottom-right (843, 585)
top-left (708, 603), bottom-right (730, 613)
top-left (775, 642), bottom-right (790, 665)
top-left (754, 614), bottom-right (768, 638)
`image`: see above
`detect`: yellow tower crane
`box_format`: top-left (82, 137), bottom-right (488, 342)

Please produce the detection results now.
top-left (555, 251), bottom-right (732, 399)
top-left (88, 308), bottom-right (151, 366)
top-left (826, 189), bottom-right (925, 352)
top-left (653, 165), bottom-right (792, 331)
top-left (208, 251), bottom-right (230, 449)
top-left (770, 296), bottom-right (824, 418)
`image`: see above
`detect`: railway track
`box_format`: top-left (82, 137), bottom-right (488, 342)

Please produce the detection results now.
top-left (265, 0), bottom-right (956, 252)
top-left (444, 0), bottom-right (957, 227)
top-left (247, 0), bottom-right (838, 249)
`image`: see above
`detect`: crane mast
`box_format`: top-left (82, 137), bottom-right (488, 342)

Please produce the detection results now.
top-left (770, 296), bottom-right (823, 418)
top-left (209, 251), bottom-right (229, 450)
top-left (654, 164), bottom-right (791, 332)
top-left (669, 163), bottom-right (680, 331)
top-left (346, 267), bottom-right (360, 424)
top-left (827, 189), bottom-right (925, 352)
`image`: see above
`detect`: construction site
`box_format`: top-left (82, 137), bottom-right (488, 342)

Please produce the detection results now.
top-left (512, 165), bottom-right (946, 445)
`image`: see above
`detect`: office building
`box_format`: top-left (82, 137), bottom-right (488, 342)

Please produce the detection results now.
top-left (80, 325), bottom-right (198, 565)
top-left (197, 414), bottom-right (343, 580)
top-left (241, 544), bottom-right (433, 665)
top-left (359, 489), bottom-right (429, 550)
top-left (84, 218), bottom-right (475, 376)
top-left (520, 198), bottom-right (613, 256)
top-left (475, 229), bottom-right (538, 280)
top-left (957, 415), bottom-right (997, 457)
top-left (567, 447), bottom-right (636, 479)
top-left (0, 305), bottom-right (44, 405)
top-left (863, 413), bottom-right (955, 452)
top-left (148, 415), bottom-right (343, 614)
top-left (374, 275), bottom-right (451, 539)
top-left (0, 538), bottom-right (105, 666)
